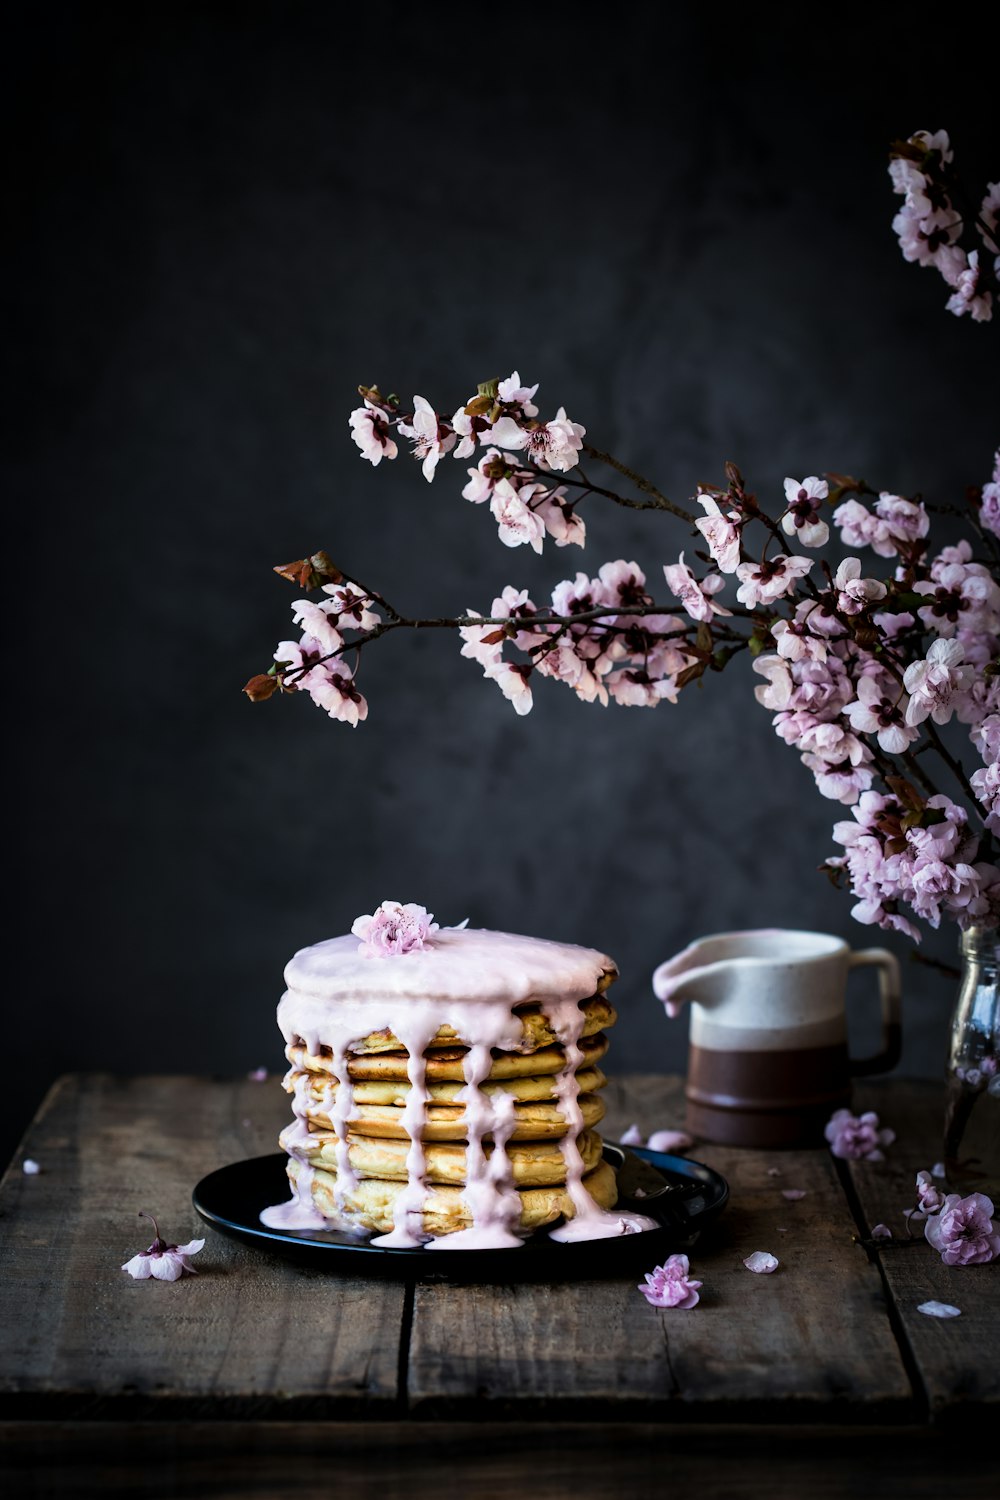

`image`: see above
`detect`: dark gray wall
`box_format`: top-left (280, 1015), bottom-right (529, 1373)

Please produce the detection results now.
top-left (6, 4), bottom-right (997, 1166)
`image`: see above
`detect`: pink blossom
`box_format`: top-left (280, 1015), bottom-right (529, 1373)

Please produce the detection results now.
top-left (875, 493), bottom-right (929, 548)
top-left (945, 250), bottom-right (993, 323)
top-left (743, 1251), bottom-right (779, 1274)
top-left (735, 553), bottom-right (813, 607)
top-left (834, 557), bottom-right (888, 615)
top-left (871, 1224), bottom-right (893, 1239)
top-left (490, 478), bottom-right (546, 553)
top-left (397, 395), bottom-right (456, 481)
top-left (607, 668), bottom-right (676, 707)
top-left (488, 661), bottom-right (534, 716)
top-left (824, 1108), bottom-right (895, 1161)
top-left (321, 583), bottom-right (381, 633)
top-left (459, 611), bottom-right (504, 673)
top-left (306, 662), bottom-right (369, 727)
top-left (802, 752), bottom-right (875, 806)
top-left (534, 489), bottom-right (586, 548)
top-left (843, 676), bottom-right (919, 754)
top-left (352, 900), bottom-right (439, 957)
top-left (903, 639), bottom-right (975, 726)
top-left (496, 371), bottom-right (539, 414)
top-left (980, 183), bottom-right (1000, 255)
top-left (834, 499), bottom-right (894, 557)
top-left (917, 1301), bottom-right (961, 1318)
top-left (752, 655), bottom-right (793, 710)
top-left (971, 760), bottom-right (999, 835)
top-left (771, 615), bottom-right (829, 663)
top-left (290, 598), bottom-right (345, 655)
top-left (781, 476), bottom-right (830, 547)
top-left (491, 407), bottom-right (586, 473)
top-left (925, 1192), bottom-right (1000, 1265)
top-left (695, 492), bottom-right (743, 573)
top-left (638, 1253), bottom-right (702, 1308)
top-left (663, 554), bottom-right (731, 622)
top-left (349, 400), bottom-right (398, 466)
top-left (914, 542), bottom-right (1000, 637)
top-left (122, 1214), bottom-right (205, 1281)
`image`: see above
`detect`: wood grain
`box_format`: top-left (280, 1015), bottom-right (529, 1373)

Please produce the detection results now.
top-left (0, 1075), bottom-right (404, 1417)
top-left (407, 1075), bottom-right (914, 1417)
top-left (3, 1421), bottom-right (999, 1500)
top-left (847, 1080), bottom-right (999, 1421)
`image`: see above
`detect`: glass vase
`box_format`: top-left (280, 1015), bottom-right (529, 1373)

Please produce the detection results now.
top-left (943, 925), bottom-right (1000, 1199)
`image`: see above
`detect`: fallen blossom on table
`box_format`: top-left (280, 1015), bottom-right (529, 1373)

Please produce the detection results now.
top-left (619, 1124), bottom-right (644, 1146)
top-left (122, 1213), bottom-right (205, 1282)
top-left (918, 1301), bottom-right (962, 1318)
top-left (872, 1224), bottom-right (893, 1239)
top-left (744, 1251), bottom-right (780, 1274)
top-left (824, 1108), bottom-right (895, 1161)
top-left (781, 1189), bottom-right (807, 1201)
top-left (247, 1067), bottom-right (268, 1082)
top-left (646, 1129), bottom-right (694, 1153)
top-left (914, 1169), bottom-right (946, 1217)
top-left (22, 1159), bottom-right (40, 1175)
top-left (638, 1253), bottom-right (702, 1309)
top-left (924, 1192), bottom-right (1000, 1266)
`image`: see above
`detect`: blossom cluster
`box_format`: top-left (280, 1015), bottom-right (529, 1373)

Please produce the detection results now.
top-left (458, 563), bottom-right (698, 716)
top-left (889, 129), bottom-right (998, 323)
top-left (350, 373), bottom-right (587, 554)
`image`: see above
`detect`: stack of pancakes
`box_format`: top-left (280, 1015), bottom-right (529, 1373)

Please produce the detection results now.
top-left (278, 976), bottom-right (619, 1239)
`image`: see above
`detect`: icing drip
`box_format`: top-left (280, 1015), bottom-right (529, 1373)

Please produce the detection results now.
top-left (371, 1034), bottom-right (432, 1247)
top-left (426, 1041), bottom-right (523, 1251)
top-left (259, 1074), bottom-right (327, 1230)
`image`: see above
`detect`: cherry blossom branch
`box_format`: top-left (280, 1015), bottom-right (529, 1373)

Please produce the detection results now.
top-left (580, 444), bottom-right (695, 522)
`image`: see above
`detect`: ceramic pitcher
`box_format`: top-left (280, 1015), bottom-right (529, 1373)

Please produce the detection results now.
top-left (653, 929), bottom-right (902, 1147)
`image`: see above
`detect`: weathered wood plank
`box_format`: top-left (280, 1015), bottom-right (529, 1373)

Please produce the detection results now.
top-left (0, 1075), bottom-right (404, 1417)
top-left (407, 1075), bottom-right (915, 1417)
top-left (848, 1080), bottom-right (1000, 1421)
top-left (4, 1421), bottom-right (997, 1500)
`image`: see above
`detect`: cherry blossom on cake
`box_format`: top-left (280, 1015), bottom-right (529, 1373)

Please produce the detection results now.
top-left (352, 901), bottom-right (440, 957)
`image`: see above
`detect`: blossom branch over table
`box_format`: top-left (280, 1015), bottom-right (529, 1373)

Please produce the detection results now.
top-left (244, 130), bottom-right (999, 949)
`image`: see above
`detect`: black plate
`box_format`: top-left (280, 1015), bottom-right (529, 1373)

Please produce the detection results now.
top-left (192, 1145), bottom-right (729, 1281)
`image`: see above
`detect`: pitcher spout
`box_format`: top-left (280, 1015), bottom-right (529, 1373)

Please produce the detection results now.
top-left (652, 940), bottom-right (734, 1018)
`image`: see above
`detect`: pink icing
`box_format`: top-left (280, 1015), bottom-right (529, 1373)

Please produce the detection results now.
top-left (261, 925), bottom-right (643, 1248)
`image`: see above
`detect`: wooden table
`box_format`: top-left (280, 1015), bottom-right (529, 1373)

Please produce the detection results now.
top-left (1, 1074), bottom-right (996, 1499)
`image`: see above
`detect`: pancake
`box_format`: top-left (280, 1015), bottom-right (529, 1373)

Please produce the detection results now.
top-left (295, 1089), bottom-right (607, 1142)
top-left (287, 991), bottom-right (616, 1058)
top-left (284, 1064), bottom-right (607, 1108)
top-left (287, 1030), bottom-right (610, 1083)
top-left (282, 1124), bottom-right (606, 1187)
top-left (288, 1155), bottom-right (620, 1237)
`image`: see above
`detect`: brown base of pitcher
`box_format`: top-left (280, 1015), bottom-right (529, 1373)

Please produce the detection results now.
top-left (685, 1042), bottom-right (852, 1148)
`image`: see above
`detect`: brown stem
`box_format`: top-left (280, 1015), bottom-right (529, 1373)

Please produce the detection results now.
top-left (581, 443), bottom-right (696, 523)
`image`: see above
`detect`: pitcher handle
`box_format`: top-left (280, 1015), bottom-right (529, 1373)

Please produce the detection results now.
top-left (847, 947), bottom-right (902, 1076)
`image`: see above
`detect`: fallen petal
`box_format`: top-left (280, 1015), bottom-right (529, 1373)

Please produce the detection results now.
top-left (149, 1254), bottom-right (185, 1282)
top-left (121, 1254), bottom-right (153, 1280)
top-left (619, 1124), bottom-right (645, 1147)
top-left (647, 1129), bottom-right (694, 1153)
top-left (743, 1251), bottom-right (780, 1274)
top-left (22, 1159), bottom-right (40, 1176)
top-left (871, 1224), bottom-right (893, 1239)
top-left (931, 1163), bottom-right (946, 1179)
top-left (248, 1067), bottom-right (268, 1082)
top-left (781, 1189), bottom-right (807, 1201)
top-left (917, 1300), bottom-right (961, 1318)
top-left (174, 1238), bottom-right (206, 1258)
top-left (767, 1168), bottom-right (782, 1178)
